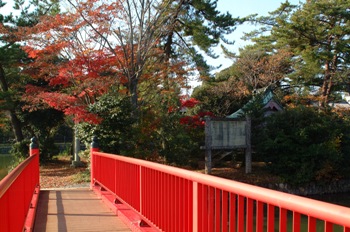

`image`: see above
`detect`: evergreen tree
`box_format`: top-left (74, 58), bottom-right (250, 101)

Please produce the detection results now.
top-left (161, 0), bottom-right (241, 78)
top-left (0, 0), bottom-right (61, 144)
top-left (247, 0), bottom-right (350, 106)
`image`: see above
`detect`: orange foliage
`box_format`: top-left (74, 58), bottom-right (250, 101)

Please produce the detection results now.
top-left (18, 0), bottom-right (194, 124)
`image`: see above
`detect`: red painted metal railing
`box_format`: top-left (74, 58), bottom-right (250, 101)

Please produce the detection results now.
top-left (91, 150), bottom-right (350, 232)
top-left (0, 142), bottom-right (40, 232)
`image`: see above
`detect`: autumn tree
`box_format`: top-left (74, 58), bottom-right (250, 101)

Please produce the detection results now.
top-left (48, 0), bottom-right (167, 114)
top-left (192, 80), bottom-right (249, 117)
top-left (21, 0), bottom-right (240, 120)
top-left (234, 48), bottom-right (292, 92)
top-left (193, 47), bottom-right (291, 117)
top-left (15, 0), bottom-right (241, 162)
top-left (20, 4), bottom-right (118, 124)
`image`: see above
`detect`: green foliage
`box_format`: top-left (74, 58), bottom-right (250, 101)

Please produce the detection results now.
top-left (192, 81), bottom-right (250, 117)
top-left (12, 0), bottom-right (60, 26)
top-left (255, 106), bottom-right (350, 186)
top-left (77, 93), bottom-right (136, 154)
top-left (247, 0), bottom-right (350, 105)
top-left (162, 0), bottom-right (240, 77)
top-left (22, 109), bottom-right (64, 161)
top-left (0, 0), bottom-right (62, 147)
top-left (136, 105), bottom-right (203, 166)
top-left (9, 139), bottom-right (30, 163)
top-left (0, 155), bottom-right (13, 180)
top-left (0, 155), bottom-right (13, 169)
top-left (76, 88), bottom-right (205, 167)
top-left (123, 84), bottom-right (204, 166)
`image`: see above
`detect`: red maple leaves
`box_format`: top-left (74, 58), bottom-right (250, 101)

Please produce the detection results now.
top-left (177, 97), bottom-right (215, 128)
top-left (22, 45), bottom-right (120, 124)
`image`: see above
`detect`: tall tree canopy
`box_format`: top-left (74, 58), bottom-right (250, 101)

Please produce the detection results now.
top-left (0, 0), bottom-right (61, 142)
top-left (21, 0), bottom-right (239, 121)
top-left (246, 0), bottom-right (350, 106)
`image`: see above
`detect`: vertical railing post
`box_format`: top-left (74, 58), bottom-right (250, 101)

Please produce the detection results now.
top-left (90, 136), bottom-right (99, 188)
top-left (192, 181), bottom-right (198, 232)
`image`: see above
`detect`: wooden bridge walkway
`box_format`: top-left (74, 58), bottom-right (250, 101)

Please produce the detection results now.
top-left (33, 188), bottom-right (131, 232)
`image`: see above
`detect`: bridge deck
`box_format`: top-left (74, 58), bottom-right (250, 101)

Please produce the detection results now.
top-left (34, 188), bottom-right (131, 232)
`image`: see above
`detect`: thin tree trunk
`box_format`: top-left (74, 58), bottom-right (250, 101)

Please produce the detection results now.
top-left (8, 110), bottom-right (24, 142)
top-left (0, 64), bottom-right (24, 142)
top-left (129, 76), bottom-right (139, 118)
top-left (321, 61), bottom-right (331, 107)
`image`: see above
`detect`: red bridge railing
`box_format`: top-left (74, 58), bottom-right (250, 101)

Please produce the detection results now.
top-left (91, 148), bottom-right (350, 231)
top-left (0, 138), bottom-right (40, 232)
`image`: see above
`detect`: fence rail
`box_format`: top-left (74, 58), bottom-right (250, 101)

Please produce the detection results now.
top-left (91, 150), bottom-right (350, 232)
top-left (0, 144), bottom-right (40, 232)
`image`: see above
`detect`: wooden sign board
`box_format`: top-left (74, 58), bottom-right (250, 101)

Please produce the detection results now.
top-left (210, 120), bottom-right (247, 149)
top-left (203, 117), bottom-right (251, 174)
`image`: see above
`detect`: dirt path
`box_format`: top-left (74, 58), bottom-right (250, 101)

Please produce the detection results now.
top-left (40, 156), bottom-right (89, 189)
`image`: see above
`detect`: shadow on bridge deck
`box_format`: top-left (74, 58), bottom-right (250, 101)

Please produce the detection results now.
top-left (34, 188), bottom-right (131, 232)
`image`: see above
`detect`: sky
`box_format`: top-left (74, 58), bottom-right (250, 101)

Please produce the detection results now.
top-left (184, 0), bottom-right (305, 91)
top-left (210, 0), bottom-right (305, 71)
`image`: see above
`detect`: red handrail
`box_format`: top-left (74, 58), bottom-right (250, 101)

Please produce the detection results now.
top-left (0, 148), bottom-right (40, 232)
top-left (91, 151), bottom-right (350, 231)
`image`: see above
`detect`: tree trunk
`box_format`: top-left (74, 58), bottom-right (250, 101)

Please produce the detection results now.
top-left (8, 110), bottom-right (24, 142)
top-left (129, 76), bottom-right (139, 119)
top-left (321, 61), bottom-right (332, 107)
top-left (0, 64), bottom-right (24, 142)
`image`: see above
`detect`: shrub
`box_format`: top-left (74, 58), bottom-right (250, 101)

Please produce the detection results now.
top-left (255, 106), bottom-right (350, 186)
top-left (9, 139), bottom-right (30, 169)
top-left (77, 93), bottom-right (136, 154)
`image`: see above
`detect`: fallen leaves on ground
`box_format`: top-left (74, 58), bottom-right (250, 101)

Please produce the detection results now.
top-left (40, 156), bottom-right (89, 189)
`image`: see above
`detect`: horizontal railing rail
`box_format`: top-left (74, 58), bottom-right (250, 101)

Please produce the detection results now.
top-left (91, 150), bottom-right (350, 232)
top-left (0, 142), bottom-right (40, 232)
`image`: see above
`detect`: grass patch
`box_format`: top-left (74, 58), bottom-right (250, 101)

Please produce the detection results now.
top-left (0, 155), bottom-right (13, 180)
top-left (0, 155), bottom-right (13, 168)
top-left (72, 169), bottom-right (90, 183)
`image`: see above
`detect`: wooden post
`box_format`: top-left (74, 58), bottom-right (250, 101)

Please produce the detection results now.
top-left (245, 116), bottom-right (252, 174)
top-left (90, 136), bottom-right (99, 189)
top-left (204, 116), bottom-right (212, 174)
top-left (72, 125), bottom-right (83, 167)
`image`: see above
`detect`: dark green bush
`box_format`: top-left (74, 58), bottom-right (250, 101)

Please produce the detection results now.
top-left (77, 93), bottom-right (136, 154)
top-left (23, 108), bottom-right (65, 162)
top-left (77, 92), bottom-right (203, 166)
top-left (255, 106), bottom-right (350, 186)
top-left (10, 139), bottom-right (31, 169)
top-left (10, 139), bottom-right (30, 161)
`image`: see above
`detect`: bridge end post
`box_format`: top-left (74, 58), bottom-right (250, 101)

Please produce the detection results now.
top-left (30, 137), bottom-right (39, 157)
top-left (23, 137), bottom-right (41, 232)
top-left (90, 136), bottom-right (99, 189)
top-left (29, 137), bottom-right (40, 185)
